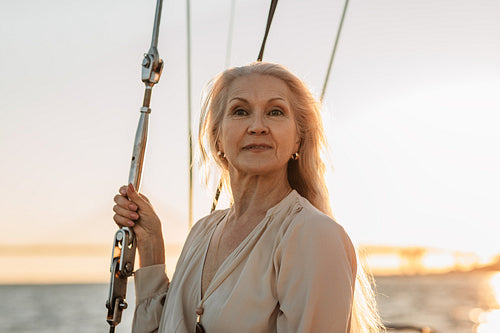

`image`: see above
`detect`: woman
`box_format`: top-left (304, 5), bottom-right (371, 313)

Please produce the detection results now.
top-left (113, 62), bottom-right (384, 332)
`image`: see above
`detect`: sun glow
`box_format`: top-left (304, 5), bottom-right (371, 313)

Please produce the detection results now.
top-left (362, 245), bottom-right (485, 275)
top-left (490, 273), bottom-right (500, 306)
top-left (475, 310), bottom-right (500, 333)
top-left (472, 273), bottom-right (500, 333)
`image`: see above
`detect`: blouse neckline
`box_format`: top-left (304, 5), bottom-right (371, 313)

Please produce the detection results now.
top-left (197, 190), bottom-right (299, 308)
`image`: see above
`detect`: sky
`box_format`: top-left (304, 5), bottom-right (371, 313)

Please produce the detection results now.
top-left (1, 0), bottom-right (499, 274)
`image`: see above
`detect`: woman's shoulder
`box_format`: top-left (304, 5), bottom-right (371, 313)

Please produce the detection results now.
top-left (277, 191), bottom-right (355, 253)
top-left (192, 208), bottom-right (228, 232)
top-left (287, 191), bottom-right (348, 236)
top-left (272, 191), bottom-right (357, 271)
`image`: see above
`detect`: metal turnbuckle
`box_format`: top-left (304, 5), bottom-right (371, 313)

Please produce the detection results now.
top-left (106, 227), bottom-right (136, 328)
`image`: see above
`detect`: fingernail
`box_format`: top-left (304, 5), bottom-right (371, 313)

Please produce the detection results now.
top-left (129, 203), bottom-right (137, 210)
top-left (127, 221), bottom-right (135, 227)
top-left (130, 212), bottom-right (139, 219)
top-left (120, 189), bottom-right (127, 195)
top-left (128, 183), bottom-right (135, 192)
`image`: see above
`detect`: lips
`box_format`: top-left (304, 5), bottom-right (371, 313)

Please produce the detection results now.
top-left (242, 143), bottom-right (272, 150)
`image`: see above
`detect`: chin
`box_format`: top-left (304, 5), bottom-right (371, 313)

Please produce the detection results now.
top-left (236, 164), bottom-right (287, 177)
top-left (230, 156), bottom-right (289, 176)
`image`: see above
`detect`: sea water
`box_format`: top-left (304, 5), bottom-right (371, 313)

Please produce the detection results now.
top-left (377, 272), bottom-right (500, 332)
top-left (0, 272), bottom-right (498, 333)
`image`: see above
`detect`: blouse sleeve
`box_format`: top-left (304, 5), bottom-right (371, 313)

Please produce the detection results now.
top-left (132, 264), bottom-right (169, 333)
top-left (275, 214), bottom-right (357, 333)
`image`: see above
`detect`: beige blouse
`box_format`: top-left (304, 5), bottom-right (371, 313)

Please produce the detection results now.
top-left (132, 190), bottom-right (357, 333)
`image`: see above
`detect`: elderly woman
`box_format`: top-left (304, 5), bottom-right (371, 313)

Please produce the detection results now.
top-left (113, 62), bottom-right (383, 333)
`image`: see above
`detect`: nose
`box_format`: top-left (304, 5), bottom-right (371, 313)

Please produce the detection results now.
top-left (248, 113), bottom-right (269, 134)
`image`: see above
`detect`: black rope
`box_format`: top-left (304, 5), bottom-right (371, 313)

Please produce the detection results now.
top-left (211, 181), bottom-right (222, 213)
top-left (257, 0), bottom-right (279, 62)
top-left (211, 0), bottom-right (279, 213)
top-left (385, 324), bottom-right (436, 332)
top-left (320, 0), bottom-right (349, 102)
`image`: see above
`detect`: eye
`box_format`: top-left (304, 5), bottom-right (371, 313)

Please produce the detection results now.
top-left (232, 108), bottom-right (248, 116)
top-left (268, 108), bottom-right (284, 116)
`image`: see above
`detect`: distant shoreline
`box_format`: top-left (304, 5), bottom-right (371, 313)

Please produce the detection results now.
top-left (0, 243), bottom-right (183, 257)
top-left (1, 243), bottom-right (498, 284)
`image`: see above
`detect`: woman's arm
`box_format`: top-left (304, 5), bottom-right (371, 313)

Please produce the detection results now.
top-left (113, 184), bottom-right (168, 332)
top-left (275, 215), bottom-right (357, 333)
top-left (132, 264), bottom-right (169, 333)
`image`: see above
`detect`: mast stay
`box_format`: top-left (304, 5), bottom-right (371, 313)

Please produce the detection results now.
top-left (211, 0), bottom-right (280, 213)
top-left (105, 1), bottom-right (164, 331)
top-left (320, 0), bottom-right (350, 102)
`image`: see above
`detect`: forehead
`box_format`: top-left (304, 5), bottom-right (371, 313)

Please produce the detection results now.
top-left (226, 73), bottom-right (291, 102)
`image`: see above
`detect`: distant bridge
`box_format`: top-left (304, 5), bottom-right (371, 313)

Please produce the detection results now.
top-left (359, 245), bottom-right (480, 274)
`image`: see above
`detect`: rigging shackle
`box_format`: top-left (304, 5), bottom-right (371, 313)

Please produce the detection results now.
top-left (106, 0), bottom-right (164, 331)
top-left (142, 0), bottom-right (164, 86)
top-left (142, 45), bottom-right (163, 86)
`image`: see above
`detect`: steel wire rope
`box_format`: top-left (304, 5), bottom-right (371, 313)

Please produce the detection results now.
top-left (317, 4), bottom-right (435, 332)
top-left (320, 0), bottom-right (350, 103)
top-left (257, 0), bottom-right (279, 62)
top-left (187, 0), bottom-right (194, 228)
top-left (225, 0), bottom-right (236, 68)
top-left (210, 0), bottom-right (279, 213)
top-left (209, 0), bottom-right (237, 214)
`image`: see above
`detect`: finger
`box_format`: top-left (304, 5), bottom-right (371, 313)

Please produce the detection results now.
top-left (139, 192), bottom-right (151, 204)
top-left (119, 185), bottom-right (128, 196)
top-left (114, 194), bottom-right (138, 211)
top-left (126, 183), bottom-right (151, 210)
top-left (113, 213), bottom-right (135, 227)
top-left (113, 204), bottom-right (139, 220)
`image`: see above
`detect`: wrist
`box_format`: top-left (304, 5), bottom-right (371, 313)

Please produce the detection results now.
top-left (137, 236), bottom-right (165, 268)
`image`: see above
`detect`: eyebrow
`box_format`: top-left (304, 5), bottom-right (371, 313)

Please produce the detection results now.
top-left (228, 97), bottom-right (287, 104)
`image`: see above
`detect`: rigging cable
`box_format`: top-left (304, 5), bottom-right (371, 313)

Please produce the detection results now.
top-left (211, 0), bottom-right (279, 213)
top-left (106, 0), bottom-right (164, 330)
top-left (257, 0), bottom-right (279, 62)
top-left (209, 0), bottom-right (237, 213)
top-left (225, 0), bottom-right (236, 68)
top-left (320, 4), bottom-right (439, 333)
top-left (320, 0), bottom-right (350, 103)
top-left (187, 0), bottom-right (194, 228)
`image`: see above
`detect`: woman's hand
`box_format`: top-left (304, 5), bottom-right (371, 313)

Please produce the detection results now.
top-left (113, 183), bottom-right (165, 267)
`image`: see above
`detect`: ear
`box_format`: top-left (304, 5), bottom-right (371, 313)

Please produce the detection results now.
top-left (216, 138), bottom-right (225, 156)
top-left (294, 135), bottom-right (301, 154)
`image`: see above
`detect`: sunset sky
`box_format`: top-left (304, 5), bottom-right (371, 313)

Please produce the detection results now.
top-left (1, 0), bottom-right (499, 282)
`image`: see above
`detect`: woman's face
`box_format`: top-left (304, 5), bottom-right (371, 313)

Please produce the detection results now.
top-left (218, 73), bottom-right (300, 178)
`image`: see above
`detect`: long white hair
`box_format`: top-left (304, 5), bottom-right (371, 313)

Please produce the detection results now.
top-left (198, 62), bottom-right (385, 332)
